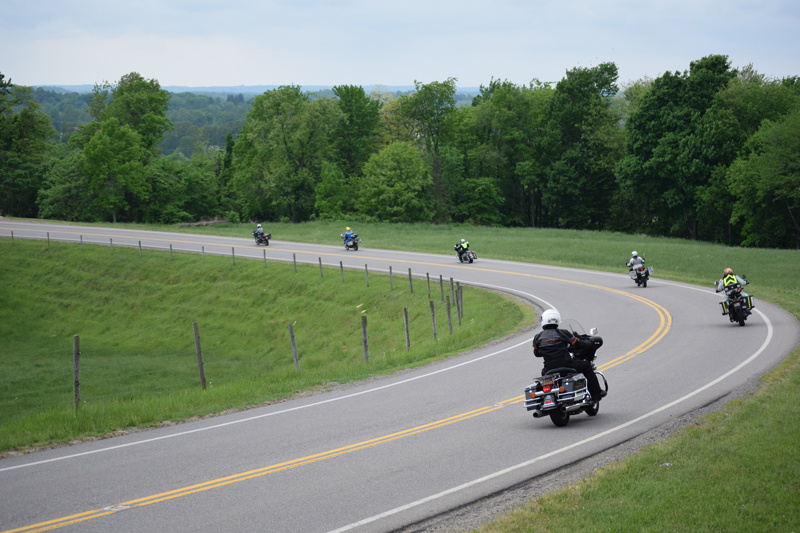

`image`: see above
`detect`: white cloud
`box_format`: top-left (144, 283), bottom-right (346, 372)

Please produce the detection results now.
top-left (2, 0), bottom-right (798, 88)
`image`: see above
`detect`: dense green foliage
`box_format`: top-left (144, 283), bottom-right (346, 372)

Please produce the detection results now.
top-left (2, 55), bottom-right (799, 247)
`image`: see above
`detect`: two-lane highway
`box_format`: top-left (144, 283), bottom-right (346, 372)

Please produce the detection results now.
top-left (1, 220), bottom-right (797, 533)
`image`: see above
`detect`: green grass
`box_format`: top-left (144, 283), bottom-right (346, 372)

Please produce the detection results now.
top-left (0, 236), bottom-right (532, 453)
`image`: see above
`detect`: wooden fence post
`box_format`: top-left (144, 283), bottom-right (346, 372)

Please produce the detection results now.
top-left (439, 274), bottom-right (444, 302)
top-left (426, 273), bottom-right (431, 298)
top-left (319, 257), bottom-right (323, 277)
top-left (390, 266), bottom-right (393, 290)
top-left (193, 322), bottom-right (207, 390)
top-left (459, 284), bottom-right (464, 317)
top-left (202, 246), bottom-right (205, 263)
top-left (446, 296), bottom-right (453, 334)
top-left (47, 232), bottom-right (50, 248)
top-left (340, 261), bottom-right (344, 282)
top-left (456, 282), bottom-right (462, 326)
top-left (403, 307), bottom-right (410, 350)
top-left (139, 240), bottom-right (142, 257)
top-left (110, 238), bottom-right (113, 255)
top-left (293, 253), bottom-right (297, 272)
top-left (10, 231), bottom-right (13, 245)
top-left (450, 277), bottom-right (454, 303)
top-left (362, 315), bottom-right (369, 362)
top-left (289, 323), bottom-right (300, 372)
top-left (73, 334), bottom-right (80, 411)
top-left (429, 301), bottom-right (437, 340)
top-left (170, 244), bottom-right (173, 261)
top-left (365, 264), bottom-right (369, 287)
top-left (264, 249), bottom-right (267, 267)
top-left (232, 247), bottom-right (235, 266)
top-left (80, 235), bottom-right (83, 251)
top-left (408, 268), bottom-right (413, 293)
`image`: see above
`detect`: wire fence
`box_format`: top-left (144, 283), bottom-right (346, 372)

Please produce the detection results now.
top-left (1, 299), bottom-right (464, 420)
top-left (1, 232), bottom-right (468, 422)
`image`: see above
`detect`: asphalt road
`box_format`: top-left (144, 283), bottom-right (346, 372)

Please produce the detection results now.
top-left (1, 220), bottom-right (798, 533)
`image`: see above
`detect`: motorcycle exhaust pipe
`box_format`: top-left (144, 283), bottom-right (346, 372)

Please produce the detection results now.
top-left (561, 404), bottom-right (583, 414)
top-left (531, 409), bottom-right (543, 418)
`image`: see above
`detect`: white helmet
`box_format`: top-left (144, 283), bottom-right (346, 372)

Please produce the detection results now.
top-left (542, 309), bottom-right (561, 327)
top-left (631, 251), bottom-right (638, 257)
top-left (257, 224), bottom-right (262, 228)
top-left (460, 239), bottom-right (465, 244)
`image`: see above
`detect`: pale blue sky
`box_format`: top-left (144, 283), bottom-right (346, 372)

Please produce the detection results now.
top-left (3, 0), bottom-right (798, 89)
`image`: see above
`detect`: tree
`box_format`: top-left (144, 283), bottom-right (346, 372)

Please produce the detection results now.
top-left (0, 76), bottom-right (56, 217)
top-left (469, 79), bottom-right (553, 226)
top-left (314, 162), bottom-right (350, 219)
top-left (232, 85), bottom-right (343, 222)
top-left (332, 85), bottom-right (382, 177)
top-left (615, 55), bottom-right (736, 238)
top-left (102, 73), bottom-right (172, 153)
top-left (37, 150), bottom-right (95, 221)
top-left (83, 118), bottom-right (147, 222)
top-left (398, 78), bottom-right (458, 220)
top-left (728, 109), bottom-right (800, 248)
top-left (692, 66), bottom-right (799, 244)
top-left (542, 63), bottom-right (622, 230)
top-left (358, 142), bottom-right (432, 222)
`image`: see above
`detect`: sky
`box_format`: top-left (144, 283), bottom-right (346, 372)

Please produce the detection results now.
top-left (3, 0), bottom-right (799, 90)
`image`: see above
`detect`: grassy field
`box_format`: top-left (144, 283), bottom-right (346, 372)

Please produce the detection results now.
top-left (7, 218), bottom-right (799, 532)
top-left (0, 236), bottom-right (532, 453)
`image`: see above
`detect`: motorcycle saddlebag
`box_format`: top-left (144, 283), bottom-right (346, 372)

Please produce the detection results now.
top-left (647, 266), bottom-right (654, 275)
top-left (629, 271), bottom-right (637, 280)
top-left (745, 296), bottom-right (754, 309)
top-left (719, 301), bottom-right (728, 315)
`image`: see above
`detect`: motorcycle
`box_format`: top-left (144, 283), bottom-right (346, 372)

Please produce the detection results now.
top-left (524, 320), bottom-right (608, 427)
top-left (455, 246), bottom-right (477, 263)
top-left (628, 262), bottom-right (653, 287)
top-left (341, 233), bottom-right (360, 251)
top-left (716, 276), bottom-right (754, 327)
top-left (253, 231), bottom-right (271, 246)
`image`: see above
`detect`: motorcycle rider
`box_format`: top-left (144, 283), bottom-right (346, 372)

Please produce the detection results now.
top-left (532, 309), bottom-right (605, 400)
top-left (254, 223), bottom-right (266, 243)
top-left (343, 227), bottom-right (354, 245)
top-left (454, 238), bottom-right (470, 261)
top-left (716, 267), bottom-right (749, 304)
top-left (626, 250), bottom-right (645, 271)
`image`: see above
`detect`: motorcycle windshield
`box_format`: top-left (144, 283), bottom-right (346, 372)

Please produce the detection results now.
top-left (560, 319), bottom-right (585, 336)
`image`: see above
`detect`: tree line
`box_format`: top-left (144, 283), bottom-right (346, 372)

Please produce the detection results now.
top-left (1, 55), bottom-right (798, 248)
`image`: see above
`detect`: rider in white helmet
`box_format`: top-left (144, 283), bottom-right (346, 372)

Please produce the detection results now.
top-left (454, 238), bottom-right (470, 261)
top-left (532, 309), bottom-right (605, 399)
top-left (626, 250), bottom-right (645, 271)
top-left (255, 223), bottom-right (264, 236)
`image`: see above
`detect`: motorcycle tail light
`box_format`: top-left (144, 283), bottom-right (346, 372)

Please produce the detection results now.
top-left (543, 385), bottom-right (552, 393)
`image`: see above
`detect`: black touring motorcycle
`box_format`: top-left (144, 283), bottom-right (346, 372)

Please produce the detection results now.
top-left (524, 320), bottom-right (608, 427)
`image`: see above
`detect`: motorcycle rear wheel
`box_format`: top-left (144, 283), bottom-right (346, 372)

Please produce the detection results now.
top-left (642, 278), bottom-right (647, 288)
top-left (549, 410), bottom-right (570, 427)
top-left (737, 308), bottom-right (746, 326)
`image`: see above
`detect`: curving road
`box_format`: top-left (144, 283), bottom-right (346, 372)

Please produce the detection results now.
top-left (1, 221), bottom-right (798, 533)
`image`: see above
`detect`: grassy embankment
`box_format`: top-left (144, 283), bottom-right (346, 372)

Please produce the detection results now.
top-left (0, 236), bottom-right (532, 453)
top-left (16, 219), bottom-right (800, 532)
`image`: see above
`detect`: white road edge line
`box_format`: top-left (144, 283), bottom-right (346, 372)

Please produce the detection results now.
top-left (326, 308), bottom-right (774, 533)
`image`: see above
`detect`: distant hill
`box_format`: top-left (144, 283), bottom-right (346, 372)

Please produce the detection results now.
top-left (33, 84), bottom-right (482, 96)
